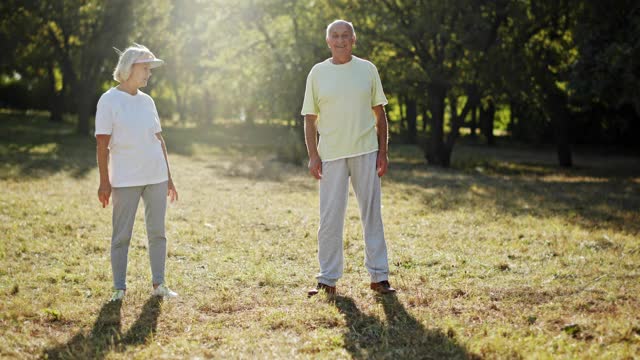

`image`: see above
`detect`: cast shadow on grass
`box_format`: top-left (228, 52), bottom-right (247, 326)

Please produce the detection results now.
top-left (387, 145), bottom-right (640, 235)
top-left (0, 114), bottom-right (95, 180)
top-left (334, 295), bottom-right (476, 359)
top-left (43, 300), bottom-right (122, 360)
top-left (0, 115), bottom-right (303, 182)
top-left (43, 297), bottom-right (162, 359)
top-left (163, 123), bottom-right (296, 158)
top-left (167, 124), bottom-right (309, 185)
top-left (119, 296), bottom-right (163, 347)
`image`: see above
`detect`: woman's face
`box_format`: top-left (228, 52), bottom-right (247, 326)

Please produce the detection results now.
top-left (128, 63), bottom-right (152, 88)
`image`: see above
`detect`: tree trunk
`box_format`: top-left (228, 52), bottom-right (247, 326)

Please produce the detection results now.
top-left (77, 98), bottom-right (91, 135)
top-left (245, 105), bottom-right (255, 126)
top-left (553, 118), bottom-right (572, 167)
top-left (510, 100), bottom-right (527, 141)
top-left (169, 76), bottom-right (186, 121)
top-left (548, 91), bottom-right (572, 167)
top-left (469, 106), bottom-right (478, 138)
top-left (293, 110), bottom-right (303, 131)
top-left (480, 99), bottom-right (496, 146)
top-left (406, 97), bottom-right (417, 144)
top-left (421, 106), bottom-right (429, 132)
top-left (76, 83), bottom-right (93, 135)
top-left (399, 95), bottom-right (407, 131)
top-left (507, 99), bottom-right (515, 135)
top-left (425, 85), bottom-right (448, 166)
top-left (48, 61), bottom-right (63, 123)
top-left (208, 93), bottom-right (215, 125)
top-left (441, 93), bottom-right (475, 167)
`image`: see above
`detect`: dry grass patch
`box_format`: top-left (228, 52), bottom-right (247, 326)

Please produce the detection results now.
top-left (1, 116), bottom-right (639, 358)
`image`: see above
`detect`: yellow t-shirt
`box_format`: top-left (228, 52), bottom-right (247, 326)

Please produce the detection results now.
top-left (301, 56), bottom-right (388, 161)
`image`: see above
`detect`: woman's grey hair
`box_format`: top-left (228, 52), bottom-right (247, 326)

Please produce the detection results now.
top-left (326, 19), bottom-right (356, 40)
top-left (112, 43), bottom-right (156, 83)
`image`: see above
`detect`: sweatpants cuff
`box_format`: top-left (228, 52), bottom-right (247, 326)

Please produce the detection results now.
top-left (370, 273), bottom-right (389, 283)
top-left (316, 277), bottom-right (338, 287)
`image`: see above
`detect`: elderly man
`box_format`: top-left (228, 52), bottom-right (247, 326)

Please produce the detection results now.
top-left (301, 19), bottom-right (395, 296)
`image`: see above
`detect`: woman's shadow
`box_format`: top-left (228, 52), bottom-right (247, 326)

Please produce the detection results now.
top-left (333, 294), bottom-right (476, 359)
top-left (43, 296), bottom-right (163, 359)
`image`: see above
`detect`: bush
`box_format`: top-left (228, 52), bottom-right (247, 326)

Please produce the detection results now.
top-left (275, 127), bottom-right (307, 166)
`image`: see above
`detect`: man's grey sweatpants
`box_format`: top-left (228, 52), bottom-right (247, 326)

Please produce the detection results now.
top-left (317, 151), bottom-right (389, 286)
top-left (111, 181), bottom-right (168, 290)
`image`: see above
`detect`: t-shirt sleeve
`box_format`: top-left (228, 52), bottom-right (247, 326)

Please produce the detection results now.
top-left (94, 95), bottom-right (113, 136)
top-left (151, 98), bottom-right (162, 133)
top-left (301, 68), bottom-right (319, 115)
top-left (371, 64), bottom-right (388, 107)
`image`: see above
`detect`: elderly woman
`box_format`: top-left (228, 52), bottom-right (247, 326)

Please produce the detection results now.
top-left (95, 44), bottom-right (178, 301)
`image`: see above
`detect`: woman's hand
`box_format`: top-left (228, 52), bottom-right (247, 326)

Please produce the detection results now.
top-left (168, 178), bottom-right (178, 202)
top-left (98, 182), bottom-right (112, 208)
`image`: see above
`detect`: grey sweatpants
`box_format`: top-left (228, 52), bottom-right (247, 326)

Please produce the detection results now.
top-left (317, 151), bottom-right (389, 286)
top-left (111, 181), bottom-right (168, 290)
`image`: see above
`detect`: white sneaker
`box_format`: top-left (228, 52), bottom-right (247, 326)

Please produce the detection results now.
top-left (152, 284), bottom-right (178, 298)
top-left (110, 289), bottom-right (125, 302)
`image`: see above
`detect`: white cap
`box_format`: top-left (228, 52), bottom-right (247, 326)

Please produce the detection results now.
top-left (134, 52), bottom-right (164, 68)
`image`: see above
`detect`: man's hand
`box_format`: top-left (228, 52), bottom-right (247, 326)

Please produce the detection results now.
top-left (168, 178), bottom-right (178, 202)
top-left (98, 182), bottom-right (112, 208)
top-left (308, 155), bottom-right (323, 180)
top-left (376, 151), bottom-right (388, 177)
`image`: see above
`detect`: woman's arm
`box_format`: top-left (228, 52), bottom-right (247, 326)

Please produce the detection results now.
top-left (96, 135), bottom-right (111, 208)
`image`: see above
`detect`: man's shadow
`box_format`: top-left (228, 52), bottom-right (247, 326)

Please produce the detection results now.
top-left (43, 296), bottom-right (162, 359)
top-left (334, 295), bottom-right (475, 359)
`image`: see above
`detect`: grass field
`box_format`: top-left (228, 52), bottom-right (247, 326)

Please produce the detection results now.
top-left (1, 113), bottom-right (639, 359)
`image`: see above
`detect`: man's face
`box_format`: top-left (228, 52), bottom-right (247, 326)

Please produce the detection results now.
top-left (326, 23), bottom-right (355, 58)
top-left (129, 63), bottom-right (152, 88)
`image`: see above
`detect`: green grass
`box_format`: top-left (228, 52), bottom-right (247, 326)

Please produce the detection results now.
top-left (1, 114), bottom-right (639, 359)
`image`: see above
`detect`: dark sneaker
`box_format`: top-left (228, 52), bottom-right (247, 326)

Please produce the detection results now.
top-left (308, 283), bottom-right (337, 297)
top-left (370, 280), bottom-right (396, 294)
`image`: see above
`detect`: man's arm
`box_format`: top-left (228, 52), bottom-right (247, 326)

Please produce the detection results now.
top-left (373, 105), bottom-right (389, 177)
top-left (304, 114), bottom-right (322, 179)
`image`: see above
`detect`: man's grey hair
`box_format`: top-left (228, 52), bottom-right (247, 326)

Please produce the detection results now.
top-left (326, 19), bottom-right (356, 40)
top-left (112, 43), bottom-right (155, 83)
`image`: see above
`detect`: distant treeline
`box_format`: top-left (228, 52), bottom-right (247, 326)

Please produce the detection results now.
top-left (1, 0), bottom-right (639, 166)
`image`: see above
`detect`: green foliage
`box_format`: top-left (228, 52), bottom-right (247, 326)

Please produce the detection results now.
top-left (43, 308), bottom-right (62, 322)
top-left (571, 1), bottom-right (640, 113)
top-left (275, 127), bottom-right (307, 166)
top-left (1, 0), bottom-right (639, 148)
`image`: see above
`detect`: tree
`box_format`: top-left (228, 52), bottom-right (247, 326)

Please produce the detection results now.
top-left (47, 1), bottom-right (133, 134)
top-left (570, 0), bottom-right (640, 147)
top-left (0, 2), bottom-right (63, 119)
top-left (2, 1), bottom-right (133, 133)
top-left (498, 0), bottom-right (579, 166)
top-left (347, 0), bottom-right (507, 166)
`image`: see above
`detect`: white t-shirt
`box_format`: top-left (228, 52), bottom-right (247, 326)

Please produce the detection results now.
top-left (94, 88), bottom-right (168, 187)
top-left (301, 56), bottom-right (388, 161)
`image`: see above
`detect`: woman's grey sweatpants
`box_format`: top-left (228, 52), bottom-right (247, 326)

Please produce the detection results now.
top-left (317, 151), bottom-right (389, 286)
top-left (111, 181), bottom-right (168, 290)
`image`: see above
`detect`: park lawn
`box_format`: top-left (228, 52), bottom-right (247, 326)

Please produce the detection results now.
top-left (0, 114), bottom-right (639, 359)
